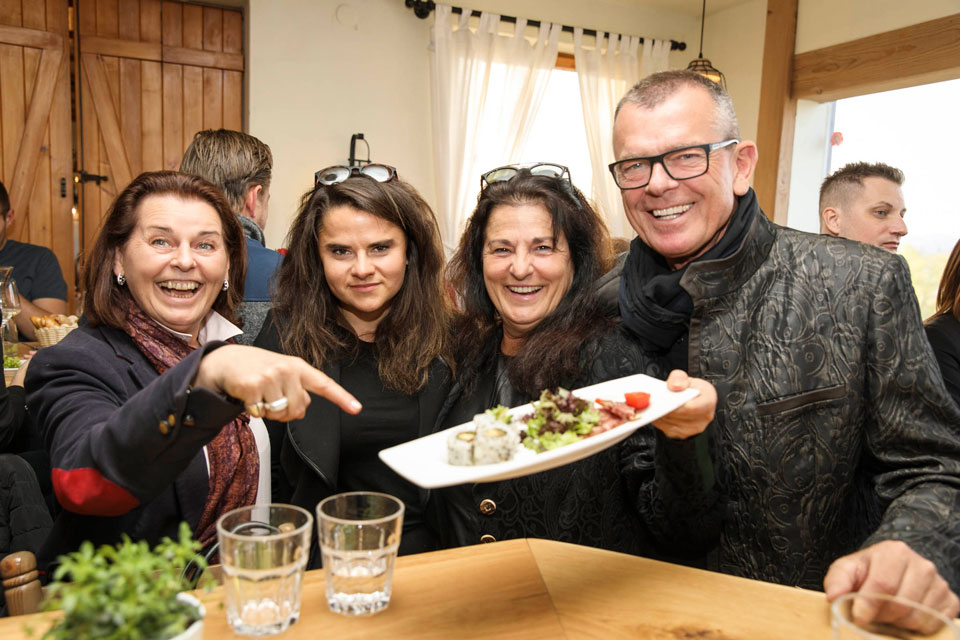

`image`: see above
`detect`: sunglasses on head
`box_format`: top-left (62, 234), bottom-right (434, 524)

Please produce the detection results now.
top-left (314, 163), bottom-right (398, 187)
top-left (480, 162), bottom-right (571, 190)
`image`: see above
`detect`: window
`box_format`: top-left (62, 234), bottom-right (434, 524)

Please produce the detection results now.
top-left (828, 78), bottom-right (960, 317)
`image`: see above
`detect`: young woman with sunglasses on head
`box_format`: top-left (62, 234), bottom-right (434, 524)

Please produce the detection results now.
top-left (434, 165), bottom-right (719, 558)
top-left (254, 165), bottom-right (452, 562)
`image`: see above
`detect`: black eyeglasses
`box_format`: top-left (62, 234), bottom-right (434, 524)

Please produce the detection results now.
top-left (480, 162), bottom-right (571, 190)
top-left (608, 140), bottom-right (738, 190)
top-left (314, 164), bottom-right (398, 187)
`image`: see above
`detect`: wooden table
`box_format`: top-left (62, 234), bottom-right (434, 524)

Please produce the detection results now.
top-left (2, 538), bottom-right (953, 639)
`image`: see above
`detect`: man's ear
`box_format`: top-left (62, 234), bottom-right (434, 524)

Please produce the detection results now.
top-left (821, 207), bottom-right (842, 236)
top-left (732, 141), bottom-right (758, 196)
top-left (243, 185), bottom-right (262, 219)
top-left (5, 208), bottom-right (14, 227)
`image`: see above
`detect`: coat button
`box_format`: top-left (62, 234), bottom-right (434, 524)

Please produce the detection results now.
top-left (167, 413), bottom-right (176, 427)
top-left (480, 534), bottom-right (496, 544)
top-left (183, 414), bottom-right (196, 427)
top-left (479, 499), bottom-right (496, 515)
top-left (158, 420), bottom-right (170, 435)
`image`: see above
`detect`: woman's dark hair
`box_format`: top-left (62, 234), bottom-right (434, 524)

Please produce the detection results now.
top-left (932, 237), bottom-right (960, 323)
top-left (272, 176), bottom-right (450, 394)
top-left (84, 171), bottom-right (247, 328)
top-left (447, 170), bottom-right (614, 397)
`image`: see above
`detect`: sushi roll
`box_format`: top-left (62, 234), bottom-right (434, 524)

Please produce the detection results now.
top-left (472, 412), bottom-right (520, 464)
top-left (447, 430), bottom-right (476, 466)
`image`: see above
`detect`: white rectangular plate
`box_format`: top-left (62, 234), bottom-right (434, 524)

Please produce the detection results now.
top-left (379, 373), bottom-right (699, 489)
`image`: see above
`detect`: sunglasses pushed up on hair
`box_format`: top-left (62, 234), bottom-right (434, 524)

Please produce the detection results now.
top-left (314, 163), bottom-right (398, 187)
top-left (480, 162), bottom-right (571, 190)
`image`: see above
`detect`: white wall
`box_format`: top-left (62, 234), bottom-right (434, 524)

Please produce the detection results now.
top-left (247, 0), bottom-right (698, 249)
top-left (702, 0), bottom-right (766, 144)
top-left (795, 0), bottom-right (960, 53)
top-left (248, 0), bottom-right (434, 249)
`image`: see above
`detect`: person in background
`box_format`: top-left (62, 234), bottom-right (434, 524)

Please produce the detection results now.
top-left (609, 70), bottom-right (960, 628)
top-left (819, 161), bottom-right (908, 253)
top-left (0, 180), bottom-right (68, 341)
top-left (255, 165), bottom-right (451, 563)
top-left (180, 129), bottom-right (282, 344)
top-left (437, 166), bottom-right (718, 557)
top-left (25, 171), bottom-right (360, 573)
top-left (925, 236), bottom-right (960, 408)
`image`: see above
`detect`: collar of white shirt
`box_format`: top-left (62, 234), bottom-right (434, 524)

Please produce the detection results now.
top-left (157, 311), bottom-right (243, 345)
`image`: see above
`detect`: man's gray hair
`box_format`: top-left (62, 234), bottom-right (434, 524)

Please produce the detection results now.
top-left (615, 70), bottom-right (740, 140)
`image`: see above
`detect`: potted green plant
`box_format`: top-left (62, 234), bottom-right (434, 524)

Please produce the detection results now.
top-left (34, 523), bottom-right (208, 640)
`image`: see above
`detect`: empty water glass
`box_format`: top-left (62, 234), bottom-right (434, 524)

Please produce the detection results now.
top-left (831, 592), bottom-right (960, 639)
top-left (317, 491), bottom-right (404, 616)
top-left (217, 504), bottom-right (312, 636)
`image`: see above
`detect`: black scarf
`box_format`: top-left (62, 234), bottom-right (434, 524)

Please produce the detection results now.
top-left (619, 189), bottom-right (757, 353)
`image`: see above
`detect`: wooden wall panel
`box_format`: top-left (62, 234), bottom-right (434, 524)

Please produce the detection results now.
top-left (77, 0), bottom-right (245, 241)
top-left (0, 0), bottom-right (74, 308)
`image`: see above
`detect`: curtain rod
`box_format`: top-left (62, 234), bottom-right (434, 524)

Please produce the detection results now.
top-left (404, 0), bottom-right (687, 51)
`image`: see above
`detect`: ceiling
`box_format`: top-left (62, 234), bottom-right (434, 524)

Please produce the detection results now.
top-left (609, 0), bottom-right (756, 18)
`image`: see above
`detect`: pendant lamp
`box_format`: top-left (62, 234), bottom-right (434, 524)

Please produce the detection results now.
top-left (686, 0), bottom-right (726, 89)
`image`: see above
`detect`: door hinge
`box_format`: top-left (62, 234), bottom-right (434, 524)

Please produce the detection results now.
top-left (76, 171), bottom-right (108, 185)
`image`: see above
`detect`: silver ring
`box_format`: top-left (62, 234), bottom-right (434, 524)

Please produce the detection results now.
top-left (263, 397), bottom-right (289, 413)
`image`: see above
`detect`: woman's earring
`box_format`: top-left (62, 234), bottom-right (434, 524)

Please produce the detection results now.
top-left (116, 273), bottom-right (126, 286)
top-left (222, 279), bottom-right (229, 291)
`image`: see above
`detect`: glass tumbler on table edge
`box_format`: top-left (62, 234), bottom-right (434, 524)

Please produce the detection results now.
top-left (317, 491), bottom-right (405, 616)
top-left (0, 277), bottom-right (20, 359)
top-left (217, 503), bottom-right (312, 637)
top-left (831, 592), bottom-right (960, 639)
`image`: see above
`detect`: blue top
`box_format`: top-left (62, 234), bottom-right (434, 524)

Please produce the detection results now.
top-left (0, 240), bottom-right (67, 301)
top-left (243, 236), bottom-right (282, 302)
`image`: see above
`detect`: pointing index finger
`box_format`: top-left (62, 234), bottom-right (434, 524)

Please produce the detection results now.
top-left (299, 365), bottom-right (362, 414)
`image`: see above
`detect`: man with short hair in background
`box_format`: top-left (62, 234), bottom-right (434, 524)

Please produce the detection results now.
top-left (180, 129), bottom-right (282, 344)
top-left (609, 69), bottom-right (960, 630)
top-left (0, 180), bottom-right (67, 341)
top-left (819, 161), bottom-right (907, 253)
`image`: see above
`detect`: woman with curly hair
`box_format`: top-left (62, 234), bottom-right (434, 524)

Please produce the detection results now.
top-left (926, 237), bottom-right (960, 408)
top-left (436, 165), bottom-right (717, 557)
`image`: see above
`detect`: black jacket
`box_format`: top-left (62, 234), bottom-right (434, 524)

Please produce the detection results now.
top-left (254, 312), bottom-right (452, 563)
top-left (25, 325), bottom-right (241, 570)
top-left (434, 327), bottom-right (718, 561)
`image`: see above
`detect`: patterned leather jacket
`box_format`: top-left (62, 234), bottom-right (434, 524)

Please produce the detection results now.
top-left (673, 192), bottom-right (960, 590)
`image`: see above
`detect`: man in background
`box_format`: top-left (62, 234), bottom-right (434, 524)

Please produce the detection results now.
top-left (180, 129), bottom-right (282, 344)
top-left (819, 161), bottom-right (908, 253)
top-left (610, 70), bottom-right (960, 628)
top-left (0, 181), bottom-right (67, 341)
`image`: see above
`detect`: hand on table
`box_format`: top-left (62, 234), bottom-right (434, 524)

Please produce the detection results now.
top-left (194, 345), bottom-right (362, 421)
top-left (651, 369), bottom-right (717, 440)
top-left (824, 540), bottom-right (960, 634)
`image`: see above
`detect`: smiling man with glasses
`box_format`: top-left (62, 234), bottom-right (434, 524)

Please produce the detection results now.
top-left (609, 70), bottom-right (960, 631)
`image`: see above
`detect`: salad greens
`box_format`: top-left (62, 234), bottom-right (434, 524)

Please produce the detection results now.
top-left (521, 387), bottom-right (600, 452)
top-left (3, 355), bottom-right (21, 369)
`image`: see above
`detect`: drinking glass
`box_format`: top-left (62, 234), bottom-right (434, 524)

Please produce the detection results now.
top-left (831, 592), bottom-right (960, 639)
top-left (217, 504), bottom-right (312, 637)
top-left (317, 491), bottom-right (404, 616)
top-left (0, 278), bottom-right (21, 359)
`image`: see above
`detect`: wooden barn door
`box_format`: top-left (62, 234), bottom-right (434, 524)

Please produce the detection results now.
top-left (0, 0), bottom-right (74, 307)
top-left (75, 0), bottom-right (243, 258)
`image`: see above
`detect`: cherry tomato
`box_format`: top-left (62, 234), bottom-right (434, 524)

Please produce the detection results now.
top-left (624, 392), bottom-right (650, 410)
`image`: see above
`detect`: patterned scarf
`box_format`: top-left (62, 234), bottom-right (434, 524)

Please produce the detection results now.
top-left (123, 301), bottom-right (259, 548)
top-left (619, 189), bottom-right (757, 353)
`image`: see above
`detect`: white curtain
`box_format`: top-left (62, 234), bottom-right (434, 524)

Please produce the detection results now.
top-left (430, 4), bottom-right (560, 254)
top-left (575, 31), bottom-right (671, 239)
